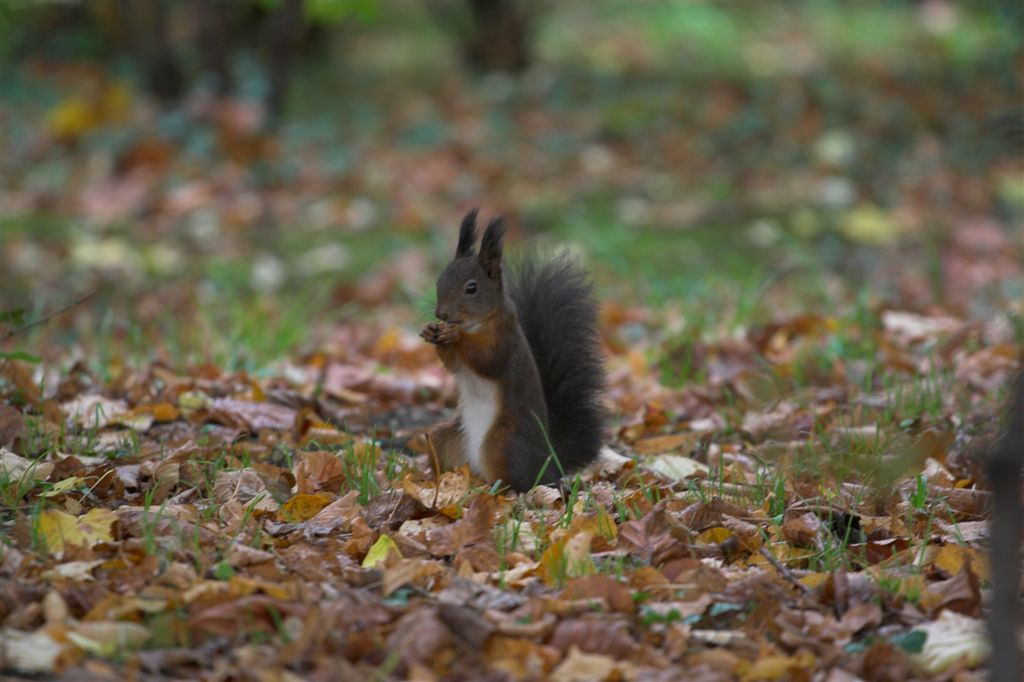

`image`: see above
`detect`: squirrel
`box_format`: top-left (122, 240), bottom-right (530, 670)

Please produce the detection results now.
top-left (420, 209), bottom-right (606, 492)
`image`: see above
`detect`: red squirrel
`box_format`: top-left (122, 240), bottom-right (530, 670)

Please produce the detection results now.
top-left (420, 209), bottom-right (605, 492)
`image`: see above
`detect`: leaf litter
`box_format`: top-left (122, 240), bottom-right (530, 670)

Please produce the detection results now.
top-left (2, 302), bottom-right (1014, 680)
top-left (2, 8), bottom-right (1022, 680)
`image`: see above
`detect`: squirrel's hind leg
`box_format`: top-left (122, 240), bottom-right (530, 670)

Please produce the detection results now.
top-left (428, 419), bottom-right (465, 473)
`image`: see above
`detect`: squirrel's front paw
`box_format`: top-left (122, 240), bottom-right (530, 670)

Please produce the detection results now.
top-left (420, 322), bottom-right (443, 344)
top-left (435, 322), bottom-right (460, 344)
top-left (420, 321), bottom-right (459, 345)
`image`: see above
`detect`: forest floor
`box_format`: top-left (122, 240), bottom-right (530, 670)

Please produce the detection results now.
top-left (1, 2), bottom-right (1022, 680)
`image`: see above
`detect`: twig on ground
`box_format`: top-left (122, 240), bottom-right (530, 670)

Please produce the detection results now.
top-left (1, 290), bottom-right (97, 343)
top-left (759, 545), bottom-right (812, 594)
top-left (425, 433), bottom-right (442, 509)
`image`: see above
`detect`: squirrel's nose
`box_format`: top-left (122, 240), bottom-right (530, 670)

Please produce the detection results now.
top-left (435, 306), bottom-right (448, 322)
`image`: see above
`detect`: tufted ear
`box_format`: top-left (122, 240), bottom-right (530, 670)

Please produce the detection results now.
top-left (478, 216), bottom-right (505, 281)
top-left (456, 208), bottom-right (479, 258)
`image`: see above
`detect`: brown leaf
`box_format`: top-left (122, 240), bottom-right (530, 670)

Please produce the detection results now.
top-left (485, 635), bottom-right (560, 680)
top-left (1, 360), bottom-right (42, 407)
top-left (387, 607), bottom-right (453, 669)
top-left (212, 469), bottom-right (278, 511)
top-left (633, 433), bottom-right (698, 455)
top-left (678, 498), bottom-right (750, 532)
top-left (0, 404), bottom-right (27, 450)
top-left (549, 619), bottom-right (638, 659)
top-left (189, 595), bottom-right (306, 637)
top-left (424, 494), bottom-right (496, 556)
top-left (848, 538), bottom-right (910, 564)
top-left (562, 575), bottom-right (634, 613)
top-left (860, 640), bottom-right (911, 682)
top-left (741, 401), bottom-right (812, 442)
top-left (292, 451), bottom-right (344, 494)
top-left (364, 488), bottom-right (428, 531)
top-left (617, 505), bottom-right (692, 565)
top-left (921, 565), bottom-right (981, 617)
top-left (205, 397), bottom-right (297, 432)
top-left (437, 602), bottom-right (495, 649)
top-left (781, 512), bottom-right (823, 549)
top-left (227, 544), bottom-right (274, 568)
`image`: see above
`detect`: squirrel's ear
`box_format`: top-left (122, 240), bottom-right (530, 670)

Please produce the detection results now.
top-left (479, 216), bottom-right (506, 281)
top-left (456, 209), bottom-right (478, 258)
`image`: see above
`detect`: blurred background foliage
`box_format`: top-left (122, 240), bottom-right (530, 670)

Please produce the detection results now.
top-left (0, 0), bottom-right (1021, 374)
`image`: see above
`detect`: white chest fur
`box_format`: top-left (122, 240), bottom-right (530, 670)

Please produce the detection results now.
top-left (455, 366), bottom-right (500, 474)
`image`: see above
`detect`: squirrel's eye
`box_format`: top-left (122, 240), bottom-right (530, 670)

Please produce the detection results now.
top-left (464, 280), bottom-right (478, 295)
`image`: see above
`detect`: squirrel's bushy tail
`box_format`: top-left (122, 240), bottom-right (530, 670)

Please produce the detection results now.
top-left (509, 253), bottom-right (605, 475)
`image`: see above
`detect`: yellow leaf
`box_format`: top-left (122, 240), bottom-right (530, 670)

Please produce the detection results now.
top-left (697, 526), bottom-right (733, 544)
top-left (798, 572), bottom-right (830, 590)
top-left (77, 508), bottom-right (116, 543)
top-left (741, 655), bottom-right (796, 681)
top-left (46, 83), bottom-right (131, 140)
top-left (362, 534), bottom-right (402, 568)
top-left (48, 96), bottom-right (99, 138)
top-left (373, 328), bottom-right (401, 355)
top-left (228, 576), bottom-right (294, 600)
top-left (933, 545), bottom-right (989, 582)
top-left (67, 621), bottom-right (149, 658)
top-left (840, 203), bottom-right (902, 246)
top-left (276, 492), bottom-right (333, 523)
top-left (41, 477), bottom-right (84, 497)
top-left (594, 505), bottom-right (618, 542)
top-left (541, 530), bottom-right (595, 586)
top-left (539, 535), bottom-right (567, 587)
top-left (401, 469), bottom-right (470, 512)
top-left (38, 508), bottom-right (116, 556)
top-left (147, 402), bottom-right (180, 422)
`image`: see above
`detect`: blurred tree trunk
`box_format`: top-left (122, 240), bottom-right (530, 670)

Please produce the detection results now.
top-left (987, 372), bottom-right (1023, 682)
top-left (120, 0), bottom-right (184, 102)
top-left (265, 0), bottom-right (306, 124)
top-left (463, 0), bottom-right (532, 73)
top-left (196, 0), bottom-right (233, 96)
top-left (429, 0), bottom-right (539, 74)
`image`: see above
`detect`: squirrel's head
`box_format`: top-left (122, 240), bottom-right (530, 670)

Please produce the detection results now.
top-left (435, 208), bottom-right (505, 324)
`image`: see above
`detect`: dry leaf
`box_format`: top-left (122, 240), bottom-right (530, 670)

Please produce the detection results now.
top-left (38, 508), bottom-right (116, 557)
top-left (911, 610), bottom-right (989, 674)
top-left (550, 646), bottom-right (620, 682)
top-left (276, 492), bottom-right (334, 523)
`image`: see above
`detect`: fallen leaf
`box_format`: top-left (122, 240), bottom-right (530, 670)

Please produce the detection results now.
top-left (276, 492), bottom-right (334, 523)
top-left (41, 559), bottom-right (104, 581)
top-left (67, 621), bottom-right (150, 658)
top-left (633, 433), bottom-right (698, 455)
top-left (0, 404), bottom-right (27, 449)
top-left (293, 451), bottom-right (344, 494)
top-left (550, 645), bottom-right (620, 682)
top-left (549, 619), bottom-right (638, 658)
top-left (643, 454), bottom-right (709, 481)
top-left (910, 610), bottom-right (989, 674)
top-left (363, 533), bottom-right (402, 568)
top-left (0, 447), bottom-right (54, 480)
top-left (0, 628), bottom-right (66, 673)
top-left (38, 508), bottom-right (116, 557)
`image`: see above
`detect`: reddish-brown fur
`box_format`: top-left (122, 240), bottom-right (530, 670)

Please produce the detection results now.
top-left (421, 210), bottom-right (605, 492)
